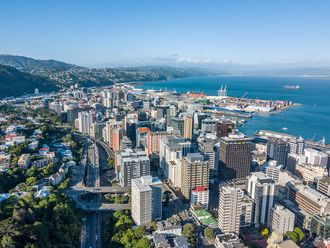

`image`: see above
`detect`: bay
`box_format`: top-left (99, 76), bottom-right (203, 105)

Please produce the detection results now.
top-left (137, 75), bottom-right (330, 142)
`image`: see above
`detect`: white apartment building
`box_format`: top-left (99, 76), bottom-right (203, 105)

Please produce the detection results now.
top-left (218, 186), bottom-right (243, 234)
top-left (131, 175), bottom-right (163, 225)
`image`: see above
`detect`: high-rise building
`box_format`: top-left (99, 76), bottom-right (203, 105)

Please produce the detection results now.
top-left (112, 127), bottom-right (125, 152)
top-left (247, 172), bottom-right (276, 226)
top-left (181, 153), bottom-right (209, 199)
top-left (269, 205), bottom-right (295, 234)
top-left (170, 117), bottom-right (184, 136)
top-left (168, 159), bottom-right (182, 188)
top-left (288, 137), bottom-right (305, 155)
top-left (219, 133), bottom-right (252, 180)
top-left (310, 214), bottom-right (330, 239)
top-left (91, 122), bottom-right (105, 139)
top-left (199, 140), bottom-right (219, 173)
top-left (131, 175), bottom-right (162, 225)
top-left (146, 131), bottom-right (170, 157)
top-left (264, 161), bottom-right (281, 183)
top-left (267, 138), bottom-right (289, 166)
top-left (183, 114), bottom-right (193, 140)
top-left (120, 149), bottom-right (150, 187)
top-left (201, 119), bottom-right (217, 133)
top-left (159, 136), bottom-right (191, 178)
top-left (49, 102), bottom-right (62, 115)
top-left (77, 111), bottom-right (93, 134)
top-left (218, 186), bottom-right (243, 234)
top-left (240, 195), bottom-right (253, 228)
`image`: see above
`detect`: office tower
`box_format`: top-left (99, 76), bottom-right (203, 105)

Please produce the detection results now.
top-left (267, 138), bottom-right (289, 166)
top-left (201, 119), bottom-right (217, 133)
top-left (159, 136), bottom-right (191, 178)
top-left (136, 127), bottom-right (150, 149)
top-left (131, 175), bottom-right (162, 225)
top-left (269, 205), bottom-right (295, 234)
top-left (181, 153), bottom-right (209, 199)
top-left (190, 186), bottom-right (209, 209)
top-left (49, 102), bottom-right (62, 115)
top-left (199, 140), bottom-right (219, 173)
top-left (146, 131), bottom-right (170, 157)
top-left (288, 137), bottom-right (305, 155)
top-left (218, 186), bottom-right (243, 234)
top-left (183, 114), bottom-right (193, 140)
top-left (67, 107), bottom-right (80, 125)
top-left (120, 149), bottom-right (150, 187)
top-left (91, 122), bottom-right (105, 139)
top-left (310, 214), bottom-right (330, 239)
top-left (168, 159), bottom-right (182, 188)
top-left (197, 113), bottom-right (208, 129)
top-left (247, 172), bottom-right (276, 226)
top-left (219, 133), bottom-right (252, 180)
top-left (104, 120), bottom-right (121, 148)
top-left (112, 127), bottom-right (125, 152)
top-left (77, 111), bottom-right (93, 134)
top-left (170, 117), bottom-right (184, 136)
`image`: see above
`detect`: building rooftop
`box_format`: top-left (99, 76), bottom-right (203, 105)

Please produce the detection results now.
top-left (186, 153), bottom-right (204, 163)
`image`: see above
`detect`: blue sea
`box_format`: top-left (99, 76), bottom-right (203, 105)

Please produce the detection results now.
top-left (137, 75), bottom-right (330, 142)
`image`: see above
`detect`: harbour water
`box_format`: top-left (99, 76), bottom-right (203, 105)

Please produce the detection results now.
top-left (137, 75), bottom-right (330, 142)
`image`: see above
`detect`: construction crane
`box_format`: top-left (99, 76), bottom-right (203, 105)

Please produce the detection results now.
top-left (241, 92), bottom-right (248, 98)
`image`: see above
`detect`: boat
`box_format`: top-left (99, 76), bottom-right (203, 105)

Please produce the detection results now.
top-left (284, 85), bottom-right (300, 89)
top-left (282, 127), bottom-right (288, 131)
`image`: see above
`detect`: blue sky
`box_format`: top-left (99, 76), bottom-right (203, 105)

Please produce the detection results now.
top-left (0, 0), bottom-right (330, 67)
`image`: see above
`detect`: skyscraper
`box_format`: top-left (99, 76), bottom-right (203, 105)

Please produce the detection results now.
top-left (120, 149), bottom-right (150, 187)
top-left (218, 186), bottom-right (243, 234)
top-left (219, 133), bottom-right (252, 180)
top-left (183, 114), bottom-right (193, 140)
top-left (181, 153), bottom-right (209, 199)
top-left (131, 175), bottom-right (163, 225)
top-left (267, 138), bottom-right (289, 166)
top-left (247, 172), bottom-right (276, 226)
top-left (77, 111), bottom-right (93, 134)
top-left (159, 136), bottom-right (191, 178)
top-left (170, 117), bottom-right (184, 136)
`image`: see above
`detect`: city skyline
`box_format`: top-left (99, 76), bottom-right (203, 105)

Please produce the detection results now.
top-left (1, 0), bottom-right (330, 67)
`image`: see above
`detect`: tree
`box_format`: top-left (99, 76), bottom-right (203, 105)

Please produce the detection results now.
top-left (204, 227), bottom-right (215, 240)
top-left (135, 237), bottom-right (150, 248)
top-left (108, 158), bottom-right (115, 169)
top-left (293, 227), bottom-right (305, 241)
top-left (285, 231), bottom-right (298, 243)
top-left (134, 225), bottom-right (147, 239)
top-left (150, 221), bottom-right (157, 232)
top-left (183, 223), bottom-right (196, 246)
top-left (261, 227), bottom-right (269, 237)
top-left (0, 235), bottom-right (16, 248)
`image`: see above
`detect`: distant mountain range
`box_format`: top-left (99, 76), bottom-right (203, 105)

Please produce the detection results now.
top-left (0, 54), bottom-right (214, 98)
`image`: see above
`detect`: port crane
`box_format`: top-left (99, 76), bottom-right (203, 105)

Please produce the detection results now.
top-left (241, 92), bottom-right (248, 98)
